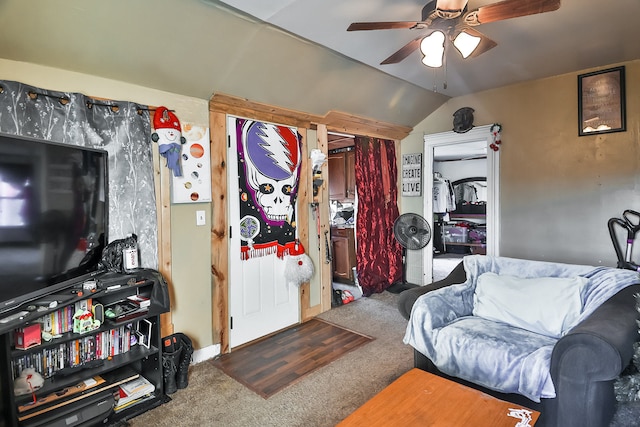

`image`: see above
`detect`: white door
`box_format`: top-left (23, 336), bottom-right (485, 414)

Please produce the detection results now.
top-left (227, 116), bottom-right (300, 348)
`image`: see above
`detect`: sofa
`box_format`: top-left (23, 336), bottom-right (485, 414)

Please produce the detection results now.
top-left (399, 255), bottom-right (640, 427)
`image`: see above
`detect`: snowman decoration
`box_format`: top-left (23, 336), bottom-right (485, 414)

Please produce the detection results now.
top-left (283, 241), bottom-right (314, 288)
top-left (152, 106), bottom-right (186, 177)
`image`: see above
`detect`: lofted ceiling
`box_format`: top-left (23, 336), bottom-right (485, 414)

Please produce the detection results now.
top-left (1, 0), bottom-right (640, 130)
top-left (218, 0), bottom-right (640, 97)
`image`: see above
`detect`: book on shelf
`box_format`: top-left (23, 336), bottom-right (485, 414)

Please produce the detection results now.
top-left (114, 393), bottom-right (155, 413)
top-left (11, 324), bottom-right (133, 380)
top-left (126, 294), bottom-right (151, 308)
top-left (34, 298), bottom-right (93, 336)
top-left (17, 371), bottom-right (140, 422)
top-left (115, 375), bottom-right (155, 411)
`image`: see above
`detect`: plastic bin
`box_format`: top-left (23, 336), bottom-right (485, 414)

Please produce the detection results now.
top-left (469, 226), bottom-right (487, 243)
top-left (444, 225), bottom-right (468, 243)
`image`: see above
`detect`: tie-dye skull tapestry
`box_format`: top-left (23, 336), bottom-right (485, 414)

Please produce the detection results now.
top-left (235, 118), bottom-right (302, 260)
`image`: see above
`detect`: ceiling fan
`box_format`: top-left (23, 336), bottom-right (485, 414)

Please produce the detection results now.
top-left (347, 0), bottom-right (561, 67)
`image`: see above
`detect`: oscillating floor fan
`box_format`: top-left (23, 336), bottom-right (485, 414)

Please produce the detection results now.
top-left (387, 213), bottom-right (432, 294)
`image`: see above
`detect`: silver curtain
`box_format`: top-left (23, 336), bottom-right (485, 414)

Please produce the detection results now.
top-left (0, 80), bottom-right (158, 268)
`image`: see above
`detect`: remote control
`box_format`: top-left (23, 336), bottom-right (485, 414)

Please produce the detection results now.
top-left (0, 310), bottom-right (29, 324)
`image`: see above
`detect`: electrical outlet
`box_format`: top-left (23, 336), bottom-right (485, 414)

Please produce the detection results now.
top-left (196, 210), bottom-right (206, 226)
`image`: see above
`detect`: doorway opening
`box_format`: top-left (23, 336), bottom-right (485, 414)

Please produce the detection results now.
top-left (423, 125), bottom-right (500, 282)
top-left (327, 132), bottom-right (362, 304)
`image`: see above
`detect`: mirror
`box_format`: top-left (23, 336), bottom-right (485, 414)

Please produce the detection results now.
top-left (451, 177), bottom-right (487, 214)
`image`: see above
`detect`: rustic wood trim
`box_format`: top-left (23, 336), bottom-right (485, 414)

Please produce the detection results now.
top-left (316, 124), bottom-right (333, 313)
top-left (209, 93), bottom-right (318, 129)
top-left (150, 109), bottom-right (174, 337)
top-left (209, 93), bottom-right (412, 140)
top-left (297, 128), bottom-right (312, 321)
top-left (304, 305), bottom-right (322, 319)
top-left (210, 111), bottom-right (229, 353)
top-left (323, 111), bottom-right (412, 141)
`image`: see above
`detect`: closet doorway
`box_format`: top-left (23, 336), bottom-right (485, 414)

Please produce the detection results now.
top-left (423, 125), bottom-right (500, 282)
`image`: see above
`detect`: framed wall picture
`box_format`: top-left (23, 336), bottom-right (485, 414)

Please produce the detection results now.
top-left (578, 66), bottom-right (626, 136)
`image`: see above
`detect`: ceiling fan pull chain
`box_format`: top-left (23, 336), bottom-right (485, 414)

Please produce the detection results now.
top-left (443, 53), bottom-right (448, 90)
top-left (432, 68), bottom-right (438, 92)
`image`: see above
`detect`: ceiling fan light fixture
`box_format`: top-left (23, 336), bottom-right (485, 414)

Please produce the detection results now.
top-left (453, 30), bottom-right (481, 58)
top-left (420, 31), bottom-right (445, 68)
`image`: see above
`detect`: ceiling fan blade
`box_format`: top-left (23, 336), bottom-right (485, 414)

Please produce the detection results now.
top-left (380, 37), bottom-right (423, 65)
top-left (347, 21), bottom-right (424, 31)
top-left (471, 0), bottom-right (560, 25)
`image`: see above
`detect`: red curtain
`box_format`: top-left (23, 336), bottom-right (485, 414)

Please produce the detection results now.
top-left (354, 136), bottom-right (402, 296)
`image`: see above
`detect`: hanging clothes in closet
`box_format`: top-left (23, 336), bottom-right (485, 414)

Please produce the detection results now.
top-left (433, 172), bottom-right (455, 214)
top-left (454, 182), bottom-right (478, 205)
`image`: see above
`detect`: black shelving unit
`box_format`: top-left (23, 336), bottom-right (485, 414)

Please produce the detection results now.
top-left (0, 269), bottom-right (169, 427)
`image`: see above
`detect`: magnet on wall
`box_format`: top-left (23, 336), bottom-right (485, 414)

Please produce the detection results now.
top-left (190, 143), bottom-right (204, 158)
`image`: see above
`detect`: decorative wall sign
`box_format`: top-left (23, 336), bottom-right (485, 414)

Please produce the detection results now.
top-left (578, 66), bottom-right (626, 136)
top-left (171, 125), bottom-right (212, 203)
top-left (402, 153), bottom-right (422, 197)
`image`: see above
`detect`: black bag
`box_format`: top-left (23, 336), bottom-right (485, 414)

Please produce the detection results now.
top-left (331, 289), bottom-right (343, 307)
top-left (99, 234), bottom-right (137, 273)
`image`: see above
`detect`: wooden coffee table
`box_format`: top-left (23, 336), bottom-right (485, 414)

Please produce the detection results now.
top-left (337, 368), bottom-right (539, 427)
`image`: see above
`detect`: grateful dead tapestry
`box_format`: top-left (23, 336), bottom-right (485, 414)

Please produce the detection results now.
top-left (234, 118), bottom-right (302, 260)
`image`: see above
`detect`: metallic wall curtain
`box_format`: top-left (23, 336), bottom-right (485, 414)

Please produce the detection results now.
top-left (0, 80), bottom-right (158, 268)
top-left (354, 136), bottom-right (402, 296)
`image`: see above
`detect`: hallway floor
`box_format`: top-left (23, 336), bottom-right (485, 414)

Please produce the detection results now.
top-left (433, 253), bottom-right (465, 282)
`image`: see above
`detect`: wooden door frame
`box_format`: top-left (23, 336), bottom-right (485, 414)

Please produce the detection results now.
top-left (209, 93), bottom-right (412, 353)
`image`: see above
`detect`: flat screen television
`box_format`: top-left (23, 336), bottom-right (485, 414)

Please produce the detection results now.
top-left (0, 132), bottom-right (108, 314)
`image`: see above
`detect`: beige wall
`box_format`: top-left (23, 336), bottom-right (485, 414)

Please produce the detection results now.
top-left (1, 59), bottom-right (214, 349)
top-left (408, 59), bottom-right (640, 266)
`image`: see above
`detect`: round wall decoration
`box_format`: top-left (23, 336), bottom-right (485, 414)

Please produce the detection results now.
top-left (453, 107), bottom-right (475, 133)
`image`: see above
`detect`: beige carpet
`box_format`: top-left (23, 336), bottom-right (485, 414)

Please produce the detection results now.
top-left (128, 291), bottom-right (412, 427)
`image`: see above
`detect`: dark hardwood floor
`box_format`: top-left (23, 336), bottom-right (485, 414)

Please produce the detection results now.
top-left (212, 318), bottom-right (373, 398)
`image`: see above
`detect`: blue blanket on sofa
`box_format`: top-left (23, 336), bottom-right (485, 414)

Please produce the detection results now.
top-left (403, 255), bottom-right (640, 402)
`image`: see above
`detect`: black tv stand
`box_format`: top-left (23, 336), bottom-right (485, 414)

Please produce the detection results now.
top-left (0, 269), bottom-right (170, 427)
